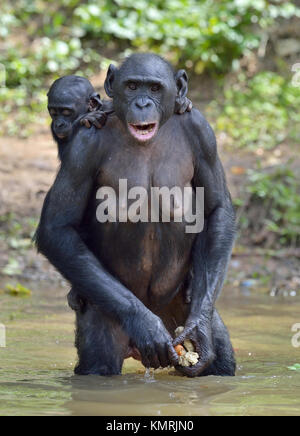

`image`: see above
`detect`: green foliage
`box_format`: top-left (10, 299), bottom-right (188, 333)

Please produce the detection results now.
top-left (288, 364), bottom-right (300, 371)
top-left (213, 72), bottom-right (300, 150)
top-left (0, 0), bottom-right (299, 136)
top-left (238, 166), bottom-right (300, 246)
top-left (0, 213), bottom-right (37, 247)
top-left (5, 0), bottom-right (299, 74)
top-left (4, 283), bottom-right (32, 297)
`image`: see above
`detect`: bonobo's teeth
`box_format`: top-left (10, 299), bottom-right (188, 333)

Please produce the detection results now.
top-left (128, 122), bottom-right (158, 142)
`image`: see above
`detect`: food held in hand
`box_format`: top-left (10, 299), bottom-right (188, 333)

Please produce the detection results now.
top-left (174, 344), bottom-right (185, 356)
top-left (174, 326), bottom-right (200, 367)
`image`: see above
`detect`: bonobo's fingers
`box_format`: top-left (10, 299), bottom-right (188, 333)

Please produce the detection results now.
top-left (174, 97), bottom-right (193, 115)
top-left (173, 321), bottom-right (214, 377)
top-left (167, 342), bottom-right (180, 367)
top-left (79, 111), bottom-right (108, 129)
top-left (80, 115), bottom-right (99, 129)
top-left (187, 99), bottom-right (193, 112)
top-left (81, 119), bottom-right (91, 128)
top-left (180, 97), bottom-right (192, 114)
top-left (92, 119), bottom-right (103, 129)
top-left (93, 111), bottom-right (108, 128)
top-left (129, 312), bottom-right (178, 370)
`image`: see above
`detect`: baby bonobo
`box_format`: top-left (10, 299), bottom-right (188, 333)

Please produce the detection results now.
top-left (48, 75), bottom-right (112, 160)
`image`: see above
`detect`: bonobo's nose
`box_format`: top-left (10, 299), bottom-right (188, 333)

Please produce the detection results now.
top-left (55, 120), bottom-right (66, 129)
top-left (135, 97), bottom-right (152, 110)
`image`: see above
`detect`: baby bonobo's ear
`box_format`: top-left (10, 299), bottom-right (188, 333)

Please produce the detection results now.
top-left (88, 92), bottom-right (103, 112)
top-left (174, 69), bottom-right (193, 115)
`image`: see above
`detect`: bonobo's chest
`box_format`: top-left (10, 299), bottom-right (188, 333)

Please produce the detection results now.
top-left (90, 123), bottom-right (196, 307)
top-left (97, 129), bottom-right (194, 192)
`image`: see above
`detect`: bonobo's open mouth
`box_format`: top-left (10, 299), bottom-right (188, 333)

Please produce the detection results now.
top-left (128, 122), bottom-right (158, 142)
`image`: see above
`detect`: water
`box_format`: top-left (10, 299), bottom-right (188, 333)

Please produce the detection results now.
top-left (0, 281), bottom-right (300, 416)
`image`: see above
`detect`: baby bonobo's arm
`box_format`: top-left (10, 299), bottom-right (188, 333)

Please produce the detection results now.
top-left (80, 99), bottom-right (114, 129)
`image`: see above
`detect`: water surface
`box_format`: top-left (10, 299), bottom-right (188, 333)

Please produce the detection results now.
top-left (0, 281), bottom-right (299, 416)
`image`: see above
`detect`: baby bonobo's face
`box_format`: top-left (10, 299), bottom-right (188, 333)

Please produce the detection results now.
top-left (48, 93), bottom-right (88, 140)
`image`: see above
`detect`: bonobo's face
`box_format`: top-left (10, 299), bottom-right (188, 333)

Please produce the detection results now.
top-left (48, 94), bottom-right (87, 140)
top-left (110, 56), bottom-right (177, 143)
top-left (47, 76), bottom-right (97, 141)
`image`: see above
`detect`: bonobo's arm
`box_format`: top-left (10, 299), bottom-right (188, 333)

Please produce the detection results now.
top-left (174, 110), bottom-right (236, 377)
top-left (80, 100), bottom-right (114, 129)
top-left (35, 128), bottom-right (178, 370)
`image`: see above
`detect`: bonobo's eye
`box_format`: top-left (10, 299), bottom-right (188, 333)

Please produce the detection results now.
top-left (127, 82), bottom-right (138, 91)
top-left (49, 108), bottom-right (57, 117)
top-left (62, 109), bottom-right (73, 117)
top-left (150, 84), bottom-right (161, 92)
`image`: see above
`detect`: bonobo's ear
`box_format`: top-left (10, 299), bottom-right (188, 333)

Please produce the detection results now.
top-left (175, 69), bottom-right (188, 99)
top-left (104, 64), bottom-right (118, 98)
top-left (88, 92), bottom-right (102, 112)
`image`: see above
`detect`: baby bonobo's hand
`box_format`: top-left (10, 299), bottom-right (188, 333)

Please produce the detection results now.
top-left (174, 96), bottom-right (193, 115)
top-left (80, 110), bottom-right (108, 129)
top-left (128, 311), bottom-right (179, 370)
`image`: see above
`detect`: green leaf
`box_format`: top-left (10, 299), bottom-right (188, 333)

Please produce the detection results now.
top-left (287, 364), bottom-right (300, 371)
top-left (5, 283), bottom-right (32, 298)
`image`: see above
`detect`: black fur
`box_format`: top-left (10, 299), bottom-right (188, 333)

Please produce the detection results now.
top-left (37, 54), bottom-right (235, 377)
top-left (48, 75), bottom-right (109, 160)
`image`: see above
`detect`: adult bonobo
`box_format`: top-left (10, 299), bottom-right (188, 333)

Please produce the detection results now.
top-left (48, 75), bottom-right (112, 160)
top-left (36, 53), bottom-right (236, 377)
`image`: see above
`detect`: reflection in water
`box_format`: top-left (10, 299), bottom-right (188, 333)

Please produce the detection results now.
top-left (0, 281), bottom-right (300, 416)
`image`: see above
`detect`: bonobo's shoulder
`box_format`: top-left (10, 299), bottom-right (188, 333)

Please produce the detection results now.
top-left (183, 108), bottom-right (217, 163)
top-left (64, 126), bottom-right (103, 172)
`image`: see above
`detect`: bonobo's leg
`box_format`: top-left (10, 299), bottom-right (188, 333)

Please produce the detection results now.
top-left (156, 287), bottom-right (235, 377)
top-left (74, 303), bottom-right (129, 376)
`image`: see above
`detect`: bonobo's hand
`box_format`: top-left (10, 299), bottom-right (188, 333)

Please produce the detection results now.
top-left (79, 110), bottom-right (108, 129)
top-left (173, 317), bottom-right (215, 377)
top-left (174, 96), bottom-right (193, 115)
top-left (129, 312), bottom-right (179, 370)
